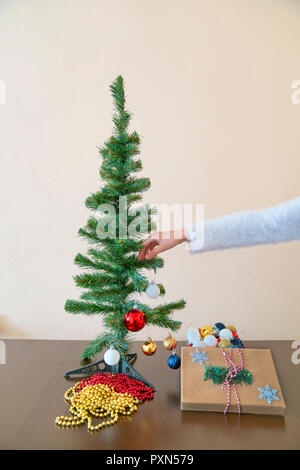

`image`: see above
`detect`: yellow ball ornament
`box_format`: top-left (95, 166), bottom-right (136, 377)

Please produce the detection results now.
top-left (163, 334), bottom-right (177, 351)
top-left (218, 339), bottom-right (232, 348)
top-left (201, 326), bottom-right (214, 338)
top-left (142, 338), bottom-right (157, 356)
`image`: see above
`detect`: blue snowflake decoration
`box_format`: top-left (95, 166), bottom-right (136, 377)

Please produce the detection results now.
top-left (257, 384), bottom-right (280, 405)
top-left (191, 349), bottom-right (208, 365)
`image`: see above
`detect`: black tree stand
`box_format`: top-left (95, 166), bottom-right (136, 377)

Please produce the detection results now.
top-left (64, 353), bottom-right (155, 390)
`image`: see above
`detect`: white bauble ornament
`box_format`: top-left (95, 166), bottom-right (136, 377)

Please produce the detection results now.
top-left (203, 334), bottom-right (218, 347)
top-left (146, 281), bottom-right (160, 299)
top-left (219, 328), bottom-right (233, 341)
top-left (192, 340), bottom-right (206, 348)
top-left (187, 327), bottom-right (200, 345)
top-left (104, 346), bottom-right (120, 366)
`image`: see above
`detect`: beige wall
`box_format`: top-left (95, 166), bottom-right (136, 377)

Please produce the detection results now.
top-left (0, 0), bottom-right (299, 342)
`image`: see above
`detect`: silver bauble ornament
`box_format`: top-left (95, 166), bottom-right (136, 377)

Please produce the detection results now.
top-left (104, 346), bottom-right (120, 366)
top-left (146, 281), bottom-right (160, 299)
top-left (187, 327), bottom-right (200, 345)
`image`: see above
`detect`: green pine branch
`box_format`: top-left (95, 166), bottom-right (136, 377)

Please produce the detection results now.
top-left (65, 300), bottom-right (117, 315)
top-left (81, 332), bottom-right (130, 361)
top-left (152, 299), bottom-right (186, 315)
top-left (74, 272), bottom-right (119, 289)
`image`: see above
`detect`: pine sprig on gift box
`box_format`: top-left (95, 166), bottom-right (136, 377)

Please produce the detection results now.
top-left (204, 364), bottom-right (253, 385)
top-left (65, 76), bottom-right (186, 360)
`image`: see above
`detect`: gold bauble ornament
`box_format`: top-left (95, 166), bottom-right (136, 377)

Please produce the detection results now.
top-left (142, 338), bottom-right (157, 356)
top-left (218, 339), bottom-right (232, 348)
top-left (226, 325), bottom-right (237, 333)
top-left (163, 334), bottom-right (177, 351)
top-left (201, 326), bottom-right (214, 338)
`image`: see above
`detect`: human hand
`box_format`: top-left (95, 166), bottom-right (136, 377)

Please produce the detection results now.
top-left (138, 229), bottom-right (187, 260)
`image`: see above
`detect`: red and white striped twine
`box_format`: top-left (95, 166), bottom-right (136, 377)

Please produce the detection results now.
top-left (220, 347), bottom-right (244, 414)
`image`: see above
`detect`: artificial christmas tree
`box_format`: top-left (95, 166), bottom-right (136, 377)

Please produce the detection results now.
top-left (65, 76), bottom-right (185, 362)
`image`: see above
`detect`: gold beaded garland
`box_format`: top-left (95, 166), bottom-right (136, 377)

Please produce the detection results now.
top-left (55, 383), bottom-right (139, 432)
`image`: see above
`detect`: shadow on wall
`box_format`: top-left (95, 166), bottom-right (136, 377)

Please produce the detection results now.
top-left (0, 314), bottom-right (29, 339)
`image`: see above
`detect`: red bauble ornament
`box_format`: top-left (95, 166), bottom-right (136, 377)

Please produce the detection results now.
top-left (124, 308), bottom-right (146, 332)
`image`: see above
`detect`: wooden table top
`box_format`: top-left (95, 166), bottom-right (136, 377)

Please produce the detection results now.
top-left (0, 339), bottom-right (299, 450)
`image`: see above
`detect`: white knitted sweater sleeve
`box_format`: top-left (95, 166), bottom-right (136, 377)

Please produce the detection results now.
top-left (185, 197), bottom-right (300, 254)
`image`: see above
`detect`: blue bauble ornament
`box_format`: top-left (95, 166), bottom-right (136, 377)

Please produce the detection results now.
top-left (215, 322), bottom-right (225, 331)
top-left (167, 352), bottom-right (181, 369)
top-left (213, 326), bottom-right (220, 336)
top-left (231, 337), bottom-right (244, 348)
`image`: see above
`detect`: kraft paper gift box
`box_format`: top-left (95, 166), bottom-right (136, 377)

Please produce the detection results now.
top-left (181, 347), bottom-right (286, 415)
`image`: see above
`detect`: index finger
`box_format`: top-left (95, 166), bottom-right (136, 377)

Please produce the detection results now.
top-left (138, 239), bottom-right (158, 260)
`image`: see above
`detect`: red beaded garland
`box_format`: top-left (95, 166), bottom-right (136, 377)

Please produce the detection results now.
top-left (76, 372), bottom-right (154, 401)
